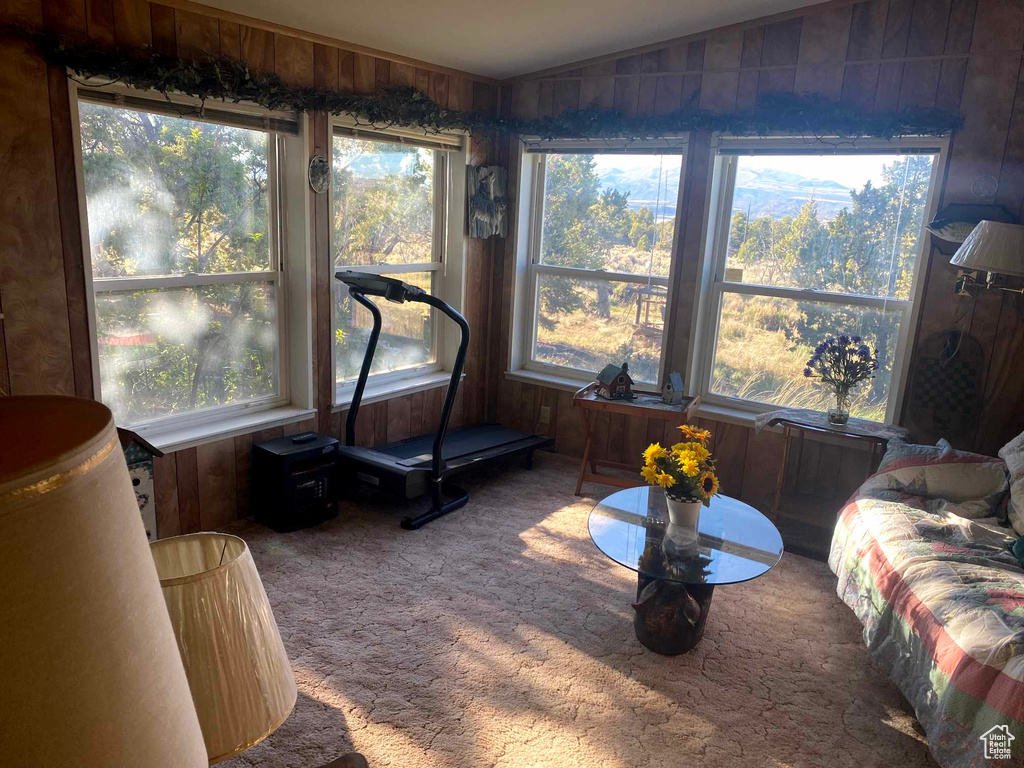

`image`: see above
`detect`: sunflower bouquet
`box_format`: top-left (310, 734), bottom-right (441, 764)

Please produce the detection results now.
top-left (640, 424), bottom-right (720, 506)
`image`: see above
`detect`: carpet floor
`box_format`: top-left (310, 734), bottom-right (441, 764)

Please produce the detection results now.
top-left (223, 453), bottom-right (936, 768)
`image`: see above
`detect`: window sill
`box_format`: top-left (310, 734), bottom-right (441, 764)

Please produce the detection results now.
top-left (333, 370), bottom-right (463, 411)
top-left (504, 369), bottom-right (589, 393)
top-left (137, 405), bottom-right (317, 454)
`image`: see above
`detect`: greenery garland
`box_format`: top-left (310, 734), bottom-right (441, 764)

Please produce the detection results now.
top-left (13, 26), bottom-right (963, 141)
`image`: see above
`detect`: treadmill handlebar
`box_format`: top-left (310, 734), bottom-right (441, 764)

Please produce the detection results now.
top-left (336, 270), bottom-right (470, 500)
top-left (335, 270), bottom-right (424, 304)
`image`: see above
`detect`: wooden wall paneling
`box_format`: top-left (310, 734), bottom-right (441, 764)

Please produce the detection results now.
top-left (112, 0), bottom-right (151, 49)
top-left (654, 44), bottom-right (686, 116)
top-left (700, 31), bottom-right (743, 112)
top-left (737, 27), bottom-right (764, 108)
top-left (48, 65), bottom-right (94, 399)
top-left (970, 0), bottom-right (1024, 53)
top-left (150, 3), bottom-right (175, 56)
top-left (757, 16), bottom-right (802, 99)
top-left (353, 402), bottom-right (375, 446)
top-left (975, 294), bottom-right (1024, 456)
top-left (390, 62), bottom-right (415, 87)
top-left (519, 382), bottom-right (537, 433)
top-left (175, 447), bottom-right (201, 533)
top-left (712, 421), bottom-right (748, 499)
top-left (536, 80), bottom-right (555, 118)
top-left (0, 37), bottom-right (76, 396)
top-left (353, 53), bottom-right (375, 93)
top-left (153, 452), bottom-right (180, 538)
top-left (814, 441), bottom-right (843, 497)
top-left (449, 386), bottom-right (465, 429)
top-left (374, 58), bottom-right (390, 89)
top-left (85, 0), bottom-right (115, 44)
top-left (197, 438), bottom-right (237, 530)
top-left (635, 52), bottom-right (660, 116)
top-left (409, 390), bottom-right (425, 436)
top-left (793, 5), bottom-right (852, 100)
top-left (429, 72), bottom-right (449, 108)
top-left (42, 0), bottom-right (86, 35)
top-left (175, 8), bottom-right (219, 58)
top-left (795, 433), bottom-right (822, 494)
top-left (387, 393), bottom-right (411, 442)
top-left (873, 0), bottom-right (914, 111)
top-left (314, 44), bottom-right (340, 88)
top-left (275, 35), bottom-right (315, 86)
top-left (218, 20), bottom-right (240, 59)
top-left (739, 427), bottom-right (784, 513)
top-left (996, 66), bottom-right (1024, 219)
top-left (555, 389), bottom-right (586, 456)
top-left (422, 385), bottom-right (442, 436)
top-left (338, 50), bottom-right (354, 92)
top-left (0, 295), bottom-right (9, 396)
top-left (537, 386), bottom-right (559, 439)
top-left (605, 412), bottom-right (626, 464)
top-left (943, 53), bottom-right (1021, 203)
top-left (240, 25), bottom-right (274, 72)
top-left (612, 54), bottom-right (642, 117)
top-left (591, 412), bottom-right (611, 462)
top-left (622, 412), bottom-right (648, 470)
top-left (373, 400), bottom-right (389, 445)
top-left (837, 443), bottom-right (872, 490)
top-left (579, 61), bottom-right (616, 110)
top-left (233, 432), bottom-right (252, 519)
top-left (552, 78), bottom-right (581, 116)
top-left (907, 0), bottom-right (951, 58)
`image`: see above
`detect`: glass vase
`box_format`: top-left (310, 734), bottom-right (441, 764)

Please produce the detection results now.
top-left (828, 391), bottom-right (850, 426)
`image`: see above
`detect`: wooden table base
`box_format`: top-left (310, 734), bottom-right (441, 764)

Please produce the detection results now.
top-left (632, 574), bottom-right (715, 655)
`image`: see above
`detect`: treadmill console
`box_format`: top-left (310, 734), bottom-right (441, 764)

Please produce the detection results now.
top-left (335, 270), bottom-right (425, 304)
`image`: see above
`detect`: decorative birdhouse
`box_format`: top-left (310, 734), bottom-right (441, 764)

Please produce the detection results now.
top-left (117, 427), bottom-right (164, 541)
top-left (596, 362), bottom-right (634, 400)
top-left (662, 372), bottom-right (685, 404)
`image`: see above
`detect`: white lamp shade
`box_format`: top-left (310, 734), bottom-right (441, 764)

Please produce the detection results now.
top-left (151, 533), bottom-right (297, 764)
top-left (0, 396), bottom-right (208, 768)
top-left (950, 220), bottom-right (1024, 277)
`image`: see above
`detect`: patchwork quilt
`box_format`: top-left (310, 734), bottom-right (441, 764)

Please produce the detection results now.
top-left (830, 445), bottom-right (1024, 767)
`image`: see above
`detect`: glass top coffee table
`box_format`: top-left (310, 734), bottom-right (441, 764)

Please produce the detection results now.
top-left (588, 486), bottom-right (784, 654)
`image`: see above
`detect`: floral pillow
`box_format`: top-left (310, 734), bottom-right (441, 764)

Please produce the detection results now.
top-left (862, 438), bottom-right (1009, 519)
top-left (998, 430), bottom-right (1024, 536)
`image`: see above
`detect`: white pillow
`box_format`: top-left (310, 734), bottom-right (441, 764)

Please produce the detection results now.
top-left (998, 430), bottom-right (1024, 536)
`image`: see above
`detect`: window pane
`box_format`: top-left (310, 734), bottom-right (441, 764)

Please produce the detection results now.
top-left (332, 136), bottom-right (435, 267)
top-left (710, 292), bottom-right (901, 421)
top-left (95, 283), bottom-right (277, 424)
top-left (540, 153), bottom-right (680, 277)
top-left (535, 273), bottom-right (662, 384)
top-left (335, 271), bottom-right (435, 383)
top-left (79, 102), bottom-right (271, 277)
top-left (725, 154), bottom-right (935, 299)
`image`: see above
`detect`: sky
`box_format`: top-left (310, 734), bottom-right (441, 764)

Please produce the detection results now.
top-left (591, 152), bottom-right (906, 190)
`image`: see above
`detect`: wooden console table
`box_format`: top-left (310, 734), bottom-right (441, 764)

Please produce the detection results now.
top-left (573, 382), bottom-right (700, 495)
top-left (756, 408), bottom-right (910, 521)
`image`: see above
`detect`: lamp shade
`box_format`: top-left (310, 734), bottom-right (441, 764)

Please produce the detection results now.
top-left (151, 533), bottom-right (297, 764)
top-left (950, 220), bottom-right (1024, 277)
top-left (0, 396), bottom-right (208, 768)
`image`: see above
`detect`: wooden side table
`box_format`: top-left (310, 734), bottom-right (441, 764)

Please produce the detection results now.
top-left (573, 382), bottom-right (700, 495)
top-left (764, 411), bottom-right (910, 521)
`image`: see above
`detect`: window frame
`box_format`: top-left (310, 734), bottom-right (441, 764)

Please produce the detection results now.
top-left (689, 136), bottom-right (949, 425)
top-left (71, 81), bottom-right (309, 435)
top-left (330, 118), bottom-right (467, 404)
top-left (517, 143), bottom-right (688, 387)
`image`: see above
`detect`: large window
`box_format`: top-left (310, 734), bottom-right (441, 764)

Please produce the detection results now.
top-left (77, 91), bottom-right (295, 428)
top-left (522, 151), bottom-right (683, 384)
top-left (332, 125), bottom-right (462, 395)
top-left (696, 142), bottom-right (942, 422)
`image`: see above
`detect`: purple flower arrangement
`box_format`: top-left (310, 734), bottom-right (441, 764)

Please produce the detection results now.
top-left (803, 335), bottom-right (878, 422)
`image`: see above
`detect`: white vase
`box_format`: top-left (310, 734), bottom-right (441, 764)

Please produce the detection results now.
top-left (665, 495), bottom-right (701, 529)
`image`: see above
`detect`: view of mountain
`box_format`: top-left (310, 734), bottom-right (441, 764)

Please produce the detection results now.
top-left (595, 164), bottom-right (857, 220)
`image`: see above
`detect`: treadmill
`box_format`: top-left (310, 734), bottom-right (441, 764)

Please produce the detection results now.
top-left (335, 270), bottom-right (554, 529)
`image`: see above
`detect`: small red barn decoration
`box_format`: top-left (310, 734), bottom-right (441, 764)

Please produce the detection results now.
top-left (596, 362), bottom-right (634, 400)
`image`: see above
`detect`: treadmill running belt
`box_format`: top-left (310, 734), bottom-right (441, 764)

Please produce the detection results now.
top-left (381, 424), bottom-right (541, 467)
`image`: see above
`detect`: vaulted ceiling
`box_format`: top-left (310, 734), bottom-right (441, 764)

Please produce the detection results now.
top-left (198, 0), bottom-right (829, 80)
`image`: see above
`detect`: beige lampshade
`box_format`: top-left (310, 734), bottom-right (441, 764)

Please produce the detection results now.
top-left (0, 396), bottom-right (208, 768)
top-left (151, 533), bottom-right (297, 764)
top-left (950, 220), bottom-right (1024, 277)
